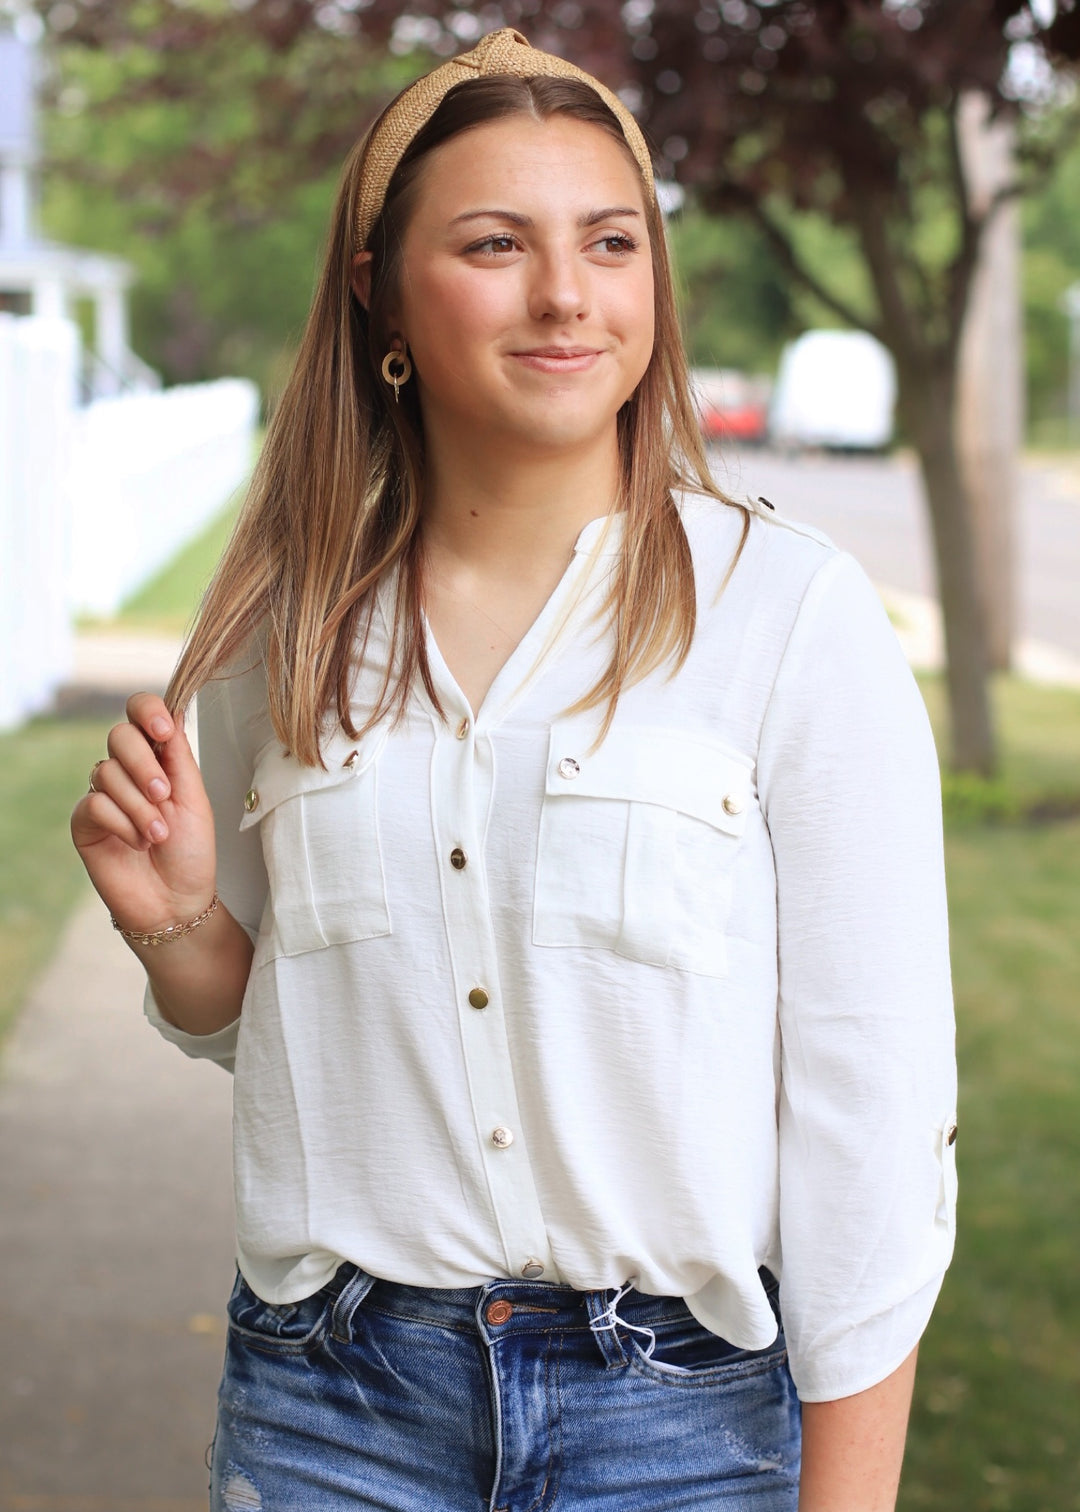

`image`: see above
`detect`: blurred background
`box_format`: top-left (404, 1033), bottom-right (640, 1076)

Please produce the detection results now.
top-left (1, 2), bottom-right (1078, 1508)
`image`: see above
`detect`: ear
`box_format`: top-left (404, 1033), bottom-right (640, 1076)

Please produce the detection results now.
top-left (350, 251), bottom-right (373, 310)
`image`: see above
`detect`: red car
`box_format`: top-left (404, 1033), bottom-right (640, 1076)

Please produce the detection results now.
top-left (691, 367), bottom-right (772, 445)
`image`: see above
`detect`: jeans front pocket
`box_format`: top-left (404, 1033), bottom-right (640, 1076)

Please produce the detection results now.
top-left (226, 1270), bottom-right (336, 1356)
top-left (533, 721), bottom-right (754, 978)
top-left (629, 1294), bottom-right (788, 1388)
top-left (239, 728), bottom-right (390, 960)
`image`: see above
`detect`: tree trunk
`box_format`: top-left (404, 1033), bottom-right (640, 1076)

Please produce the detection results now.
top-left (956, 92), bottom-right (1022, 672)
top-left (899, 364), bottom-right (997, 775)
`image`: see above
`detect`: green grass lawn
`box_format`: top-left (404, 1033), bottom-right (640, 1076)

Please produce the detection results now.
top-left (1, 653), bottom-right (1077, 1505)
top-left (901, 677), bottom-right (1080, 1512)
top-left (903, 810), bottom-right (1080, 1512)
top-left (0, 717), bottom-right (113, 1042)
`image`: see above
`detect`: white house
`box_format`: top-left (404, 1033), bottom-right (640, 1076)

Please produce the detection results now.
top-left (0, 32), bottom-right (155, 397)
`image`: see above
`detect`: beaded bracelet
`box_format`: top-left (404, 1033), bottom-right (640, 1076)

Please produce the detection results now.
top-left (112, 892), bottom-right (219, 948)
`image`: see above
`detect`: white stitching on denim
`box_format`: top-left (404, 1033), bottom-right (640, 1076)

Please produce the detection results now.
top-left (589, 1281), bottom-right (657, 1360)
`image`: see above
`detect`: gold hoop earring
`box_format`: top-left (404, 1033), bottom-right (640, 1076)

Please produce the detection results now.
top-left (380, 348), bottom-right (413, 403)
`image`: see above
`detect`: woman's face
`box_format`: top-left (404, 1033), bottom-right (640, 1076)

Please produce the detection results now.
top-left (385, 114), bottom-right (655, 458)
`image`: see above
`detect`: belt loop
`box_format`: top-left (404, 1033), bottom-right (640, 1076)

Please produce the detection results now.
top-left (331, 1265), bottom-right (376, 1342)
top-left (585, 1288), bottom-right (629, 1369)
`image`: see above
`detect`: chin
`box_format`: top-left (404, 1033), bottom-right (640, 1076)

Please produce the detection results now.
top-left (496, 395), bottom-right (624, 451)
top-left (512, 418), bottom-right (615, 453)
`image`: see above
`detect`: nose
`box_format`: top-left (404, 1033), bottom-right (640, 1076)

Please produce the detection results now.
top-left (527, 245), bottom-right (589, 324)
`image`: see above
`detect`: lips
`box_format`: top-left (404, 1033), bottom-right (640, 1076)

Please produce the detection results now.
top-left (509, 346), bottom-right (603, 373)
top-left (516, 347), bottom-right (600, 358)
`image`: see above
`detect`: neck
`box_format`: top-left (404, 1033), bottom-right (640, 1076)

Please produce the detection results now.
top-left (421, 424), bottom-right (621, 576)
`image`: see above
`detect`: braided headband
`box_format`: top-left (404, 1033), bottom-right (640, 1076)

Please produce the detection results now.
top-left (354, 27), bottom-right (656, 253)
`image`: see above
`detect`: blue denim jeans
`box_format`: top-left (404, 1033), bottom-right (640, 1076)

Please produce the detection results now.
top-left (210, 1263), bottom-right (801, 1511)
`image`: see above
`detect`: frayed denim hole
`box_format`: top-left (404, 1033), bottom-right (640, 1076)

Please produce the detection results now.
top-left (221, 1464), bottom-right (262, 1511)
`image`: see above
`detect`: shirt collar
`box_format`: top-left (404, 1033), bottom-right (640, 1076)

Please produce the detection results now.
top-left (573, 514), bottom-right (624, 557)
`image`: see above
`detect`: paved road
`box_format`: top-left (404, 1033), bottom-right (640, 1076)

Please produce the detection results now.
top-left (713, 448), bottom-right (1080, 659)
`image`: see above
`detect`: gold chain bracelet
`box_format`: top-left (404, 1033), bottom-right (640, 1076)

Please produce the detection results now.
top-left (112, 893), bottom-right (219, 948)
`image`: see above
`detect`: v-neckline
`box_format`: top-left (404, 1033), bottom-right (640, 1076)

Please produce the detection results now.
top-left (421, 513), bottom-right (621, 729)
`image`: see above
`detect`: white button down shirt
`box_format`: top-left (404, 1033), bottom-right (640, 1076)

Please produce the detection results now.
top-left (146, 497), bottom-right (957, 1402)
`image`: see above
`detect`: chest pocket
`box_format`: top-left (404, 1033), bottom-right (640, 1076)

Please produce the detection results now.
top-left (239, 730), bottom-right (391, 961)
top-left (533, 722), bottom-right (754, 979)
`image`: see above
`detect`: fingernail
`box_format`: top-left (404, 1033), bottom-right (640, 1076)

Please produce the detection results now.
top-left (151, 717), bottom-right (171, 738)
top-left (149, 820), bottom-right (168, 842)
top-left (148, 778), bottom-right (168, 800)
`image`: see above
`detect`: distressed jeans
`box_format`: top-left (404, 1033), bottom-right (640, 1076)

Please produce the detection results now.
top-left (210, 1263), bottom-right (801, 1511)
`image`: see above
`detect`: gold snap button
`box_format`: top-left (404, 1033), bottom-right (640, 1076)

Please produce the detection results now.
top-left (450, 847), bottom-right (468, 870)
top-left (721, 794), bottom-right (743, 816)
top-left (456, 717), bottom-right (470, 740)
top-left (491, 1126), bottom-right (514, 1149)
top-left (946, 1123), bottom-right (958, 1147)
top-left (468, 987), bottom-right (489, 1010)
top-left (486, 1300), bottom-right (513, 1325)
top-left (521, 1259), bottom-right (545, 1279)
top-left (243, 789), bottom-right (259, 813)
top-left (557, 757), bottom-right (580, 780)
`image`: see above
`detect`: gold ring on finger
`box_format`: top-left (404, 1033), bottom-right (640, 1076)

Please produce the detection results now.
top-left (88, 761), bottom-right (105, 794)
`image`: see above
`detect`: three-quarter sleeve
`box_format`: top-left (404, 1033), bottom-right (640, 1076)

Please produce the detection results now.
top-left (757, 550), bottom-right (957, 1402)
top-left (142, 667), bottom-right (271, 1072)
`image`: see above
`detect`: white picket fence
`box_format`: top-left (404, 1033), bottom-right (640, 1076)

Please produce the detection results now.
top-left (0, 316), bottom-right (79, 731)
top-left (0, 313), bottom-right (258, 730)
top-left (70, 377), bottom-right (258, 618)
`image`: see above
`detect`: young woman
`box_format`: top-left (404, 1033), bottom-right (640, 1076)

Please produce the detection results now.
top-left (71, 28), bottom-right (957, 1512)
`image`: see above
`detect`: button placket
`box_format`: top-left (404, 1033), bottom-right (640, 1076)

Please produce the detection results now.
top-left (429, 720), bottom-right (556, 1284)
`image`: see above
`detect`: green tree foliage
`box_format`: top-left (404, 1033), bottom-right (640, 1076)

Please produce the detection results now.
top-left (667, 209), bottom-right (793, 371)
top-left (1022, 128), bottom-right (1080, 433)
top-left (668, 199), bottom-right (880, 371)
top-left (36, 3), bottom-right (417, 395)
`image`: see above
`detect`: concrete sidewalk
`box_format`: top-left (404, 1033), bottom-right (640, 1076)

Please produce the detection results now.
top-left (2, 627), bottom-right (238, 1508)
top-left (879, 584), bottom-right (1080, 689)
top-left (0, 891), bottom-right (234, 1508)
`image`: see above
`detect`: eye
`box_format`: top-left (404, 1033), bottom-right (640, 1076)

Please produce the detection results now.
top-left (590, 232), bottom-right (640, 257)
top-left (465, 233), bottom-right (522, 257)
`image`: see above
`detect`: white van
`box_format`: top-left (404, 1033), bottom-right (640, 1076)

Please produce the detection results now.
top-left (769, 330), bottom-right (896, 450)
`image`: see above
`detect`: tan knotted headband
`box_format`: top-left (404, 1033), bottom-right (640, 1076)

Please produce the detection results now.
top-left (354, 27), bottom-right (656, 253)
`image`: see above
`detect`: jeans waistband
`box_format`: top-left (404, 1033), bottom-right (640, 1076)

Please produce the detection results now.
top-left (321, 1261), bottom-right (779, 1364)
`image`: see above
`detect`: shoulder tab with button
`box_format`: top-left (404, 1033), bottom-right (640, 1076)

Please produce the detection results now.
top-left (745, 494), bottom-right (837, 551)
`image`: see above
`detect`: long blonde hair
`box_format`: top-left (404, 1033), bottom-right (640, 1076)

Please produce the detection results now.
top-left (166, 75), bottom-right (745, 765)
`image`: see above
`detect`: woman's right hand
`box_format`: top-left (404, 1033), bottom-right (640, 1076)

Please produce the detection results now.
top-left (71, 692), bottom-right (218, 936)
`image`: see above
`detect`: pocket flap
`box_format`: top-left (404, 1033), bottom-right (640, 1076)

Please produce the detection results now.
top-left (238, 727), bottom-right (388, 831)
top-left (545, 723), bottom-right (754, 835)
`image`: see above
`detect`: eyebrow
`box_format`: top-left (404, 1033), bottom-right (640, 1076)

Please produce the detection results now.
top-left (449, 206), bottom-right (642, 229)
